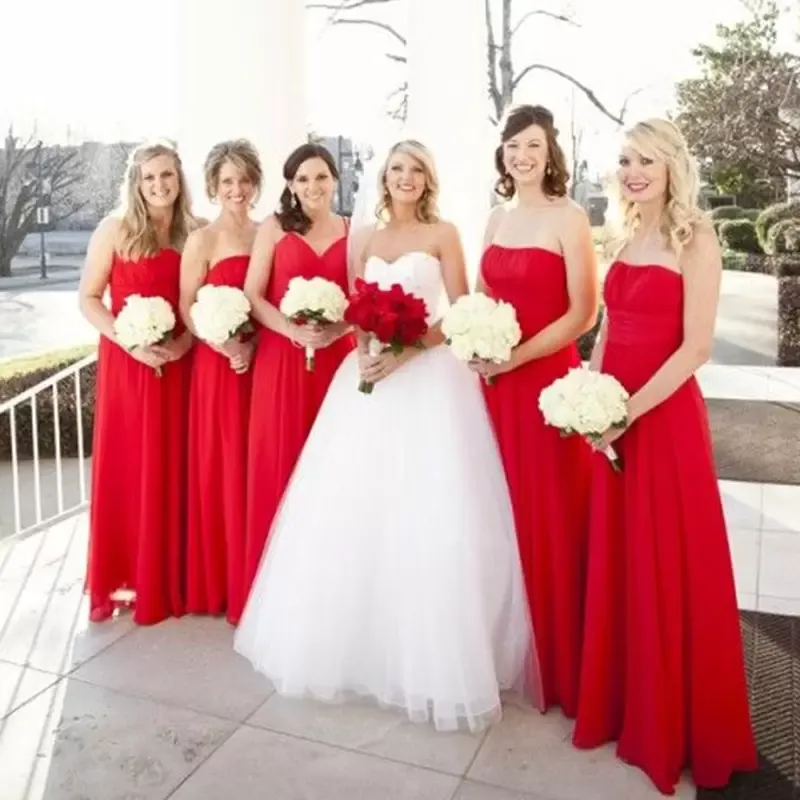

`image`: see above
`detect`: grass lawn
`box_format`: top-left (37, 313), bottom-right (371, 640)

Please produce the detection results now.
top-left (0, 344), bottom-right (96, 381)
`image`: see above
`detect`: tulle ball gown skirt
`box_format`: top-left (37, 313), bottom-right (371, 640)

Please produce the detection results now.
top-left (234, 344), bottom-right (540, 732)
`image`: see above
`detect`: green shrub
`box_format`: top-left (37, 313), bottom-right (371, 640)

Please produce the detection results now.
top-left (755, 200), bottom-right (800, 252)
top-left (721, 251), bottom-right (773, 274)
top-left (743, 209), bottom-right (761, 222)
top-left (776, 254), bottom-right (800, 366)
top-left (709, 205), bottom-right (745, 221)
top-left (707, 194), bottom-right (737, 211)
top-left (767, 218), bottom-right (800, 254)
top-left (0, 347), bottom-right (96, 461)
top-left (718, 219), bottom-right (762, 254)
top-left (577, 307), bottom-right (604, 361)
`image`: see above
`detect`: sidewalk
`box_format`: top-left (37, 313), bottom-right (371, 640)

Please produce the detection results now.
top-left (0, 258), bottom-right (82, 292)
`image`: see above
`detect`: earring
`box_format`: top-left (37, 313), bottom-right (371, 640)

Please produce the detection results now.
top-left (545, 163), bottom-right (553, 177)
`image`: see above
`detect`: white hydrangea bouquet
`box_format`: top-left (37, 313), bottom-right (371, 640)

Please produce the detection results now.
top-left (113, 294), bottom-right (176, 377)
top-left (279, 276), bottom-right (348, 371)
top-left (189, 285), bottom-right (253, 349)
top-left (441, 292), bottom-right (522, 384)
top-left (538, 366), bottom-right (630, 472)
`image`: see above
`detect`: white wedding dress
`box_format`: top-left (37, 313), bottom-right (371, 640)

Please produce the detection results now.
top-left (234, 251), bottom-right (539, 732)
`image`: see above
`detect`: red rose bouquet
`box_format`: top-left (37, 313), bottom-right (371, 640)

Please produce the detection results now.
top-left (344, 278), bottom-right (429, 394)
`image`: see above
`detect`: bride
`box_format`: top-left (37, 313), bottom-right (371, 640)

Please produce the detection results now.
top-left (234, 139), bottom-right (541, 732)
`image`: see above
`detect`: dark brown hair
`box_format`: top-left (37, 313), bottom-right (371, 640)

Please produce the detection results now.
top-left (276, 144), bottom-right (340, 234)
top-left (494, 104), bottom-right (569, 200)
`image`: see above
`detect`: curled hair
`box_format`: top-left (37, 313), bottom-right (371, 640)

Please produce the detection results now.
top-left (203, 139), bottom-right (263, 203)
top-left (115, 139), bottom-right (198, 261)
top-left (494, 104), bottom-right (569, 200)
top-left (376, 139), bottom-right (440, 224)
top-left (619, 118), bottom-right (706, 256)
top-left (275, 144), bottom-right (339, 235)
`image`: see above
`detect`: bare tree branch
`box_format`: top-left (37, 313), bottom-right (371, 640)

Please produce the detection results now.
top-left (306, 0), bottom-right (397, 10)
top-left (320, 17), bottom-right (405, 45)
top-left (386, 82), bottom-right (408, 121)
top-left (0, 134), bottom-right (86, 276)
top-left (385, 52), bottom-right (406, 63)
top-left (511, 9), bottom-right (579, 38)
top-left (617, 86), bottom-right (647, 123)
top-left (512, 63), bottom-right (625, 125)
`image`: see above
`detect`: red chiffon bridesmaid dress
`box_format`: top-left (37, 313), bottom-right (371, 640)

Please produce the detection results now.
top-left (185, 255), bottom-right (253, 624)
top-left (480, 245), bottom-right (593, 718)
top-left (573, 261), bottom-right (757, 794)
top-left (86, 248), bottom-right (190, 625)
top-left (238, 231), bottom-right (353, 621)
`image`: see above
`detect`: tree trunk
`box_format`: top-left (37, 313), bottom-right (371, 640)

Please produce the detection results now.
top-left (499, 0), bottom-right (514, 115)
top-left (0, 255), bottom-right (12, 278)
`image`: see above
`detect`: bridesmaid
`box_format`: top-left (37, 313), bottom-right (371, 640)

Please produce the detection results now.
top-left (79, 140), bottom-right (198, 625)
top-left (238, 143), bottom-right (353, 621)
top-left (472, 104), bottom-right (597, 717)
top-left (180, 140), bottom-right (262, 624)
top-left (572, 118), bottom-right (757, 793)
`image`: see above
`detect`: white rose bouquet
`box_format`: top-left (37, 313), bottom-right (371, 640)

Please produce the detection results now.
top-left (279, 276), bottom-right (348, 371)
top-left (189, 285), bottom-right (253, 348)
top-left (113, 294), bottom-right (176, 377)
top-left (441, 292), bottom-right (522, 384)
top-left (538, 366), bottom-right (629, 471)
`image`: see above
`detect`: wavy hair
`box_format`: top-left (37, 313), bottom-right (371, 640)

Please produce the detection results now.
top-left (618, 118), bottom-right (706, 255)
top-left (494, 104), bottom-right (569, 200)
top-left (376, 139), bottom-right (440, 224)
top-left (115, 140), bottom-right (197, 261)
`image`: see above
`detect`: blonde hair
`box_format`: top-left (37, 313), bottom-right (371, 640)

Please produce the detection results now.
top-left (203, 138), bottom-right (263, 202)
top-left (115, 140), bottom-right (197, 261)
top-left (376, 139), bottom-right (440, 224)
top-left (618, 118), bottom-right (706, 255)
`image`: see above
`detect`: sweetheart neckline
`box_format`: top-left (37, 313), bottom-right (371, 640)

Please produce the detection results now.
top-left (365, 251), bottom-right (440, 268)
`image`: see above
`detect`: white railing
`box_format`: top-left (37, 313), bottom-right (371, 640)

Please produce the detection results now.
top-left (0, 351), bottom-right (97, 541)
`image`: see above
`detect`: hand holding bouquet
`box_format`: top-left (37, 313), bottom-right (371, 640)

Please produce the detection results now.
top-left (114, 294), bottom-right (176, 377)
top-left (189, 285), bottom-right (253, 371)
top-left (441, 292), bottom-right (521, 384)
top-left (344, 278), bottom-right (428, 394)
top-left (538, 366), bottom-right (629, 471)
top-left (279, 276), bottom-right (349, 371)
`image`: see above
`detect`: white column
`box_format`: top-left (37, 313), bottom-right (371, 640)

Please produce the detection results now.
top-left (406, 0), bottom-right (492, 284)
top-left (176, 0), bottom-right (307, 221)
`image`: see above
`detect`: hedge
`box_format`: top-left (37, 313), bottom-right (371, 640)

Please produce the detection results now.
top-left (0, 347), bottom-right (96, 461)
top-left (755, 200), bottom-right (800, 253)
top-left (721, 251), bottom-right (775, 274)
top-left (718, 219), bottom-right (762, 254)
top-left (776, 255), bottom-right (800, 366)
top-left (709, 205), bottom-right (745, 221)
top-left (767, 219), bottom-right (800, 254)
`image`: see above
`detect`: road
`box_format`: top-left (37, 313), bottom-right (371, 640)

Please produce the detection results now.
top-left (0, 279), bottom-right (97, 362)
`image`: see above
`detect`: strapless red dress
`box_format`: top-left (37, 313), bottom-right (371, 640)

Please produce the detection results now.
top-left (186, 255), bottom-right (253, 623)
top-left (86, 248), bottom-right (190, 625)
top-left (480, 245), bottom-right (593, 717)
top-left (573, 261), bottom-right (757, 794)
